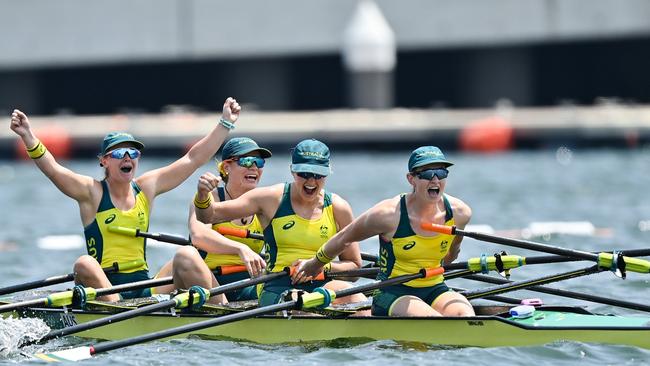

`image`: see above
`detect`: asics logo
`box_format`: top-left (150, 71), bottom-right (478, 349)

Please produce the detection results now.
top-left (282, 221), bottom-right (295, 230)
top-left (104, 214), bottom-right (116, 224)
top-left (402, 241), bottom-right (416, 250)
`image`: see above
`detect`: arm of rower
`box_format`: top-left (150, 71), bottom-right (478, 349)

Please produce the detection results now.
top-left (9, 112), bottom-right (94, 202)
top-left (324, 199), bottom-right (397, 262)
top-left (188, 204), bottom-right (266, 276)
top-left (296, 199), bottom-right (398, 278)
top-left (196, 186), bottom-right (276, 225)
top-left (329, 195), bottom-right (362, 272)
top-left (443, 197), bottom-right (472, 265)
top-left (138, 98), bottom-right (239, 196)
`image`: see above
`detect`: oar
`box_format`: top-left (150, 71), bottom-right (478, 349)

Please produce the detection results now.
top-left (422, 223), bottom-right (650, 278)
top-left (461, 265), bottom-right (602, 300)
top-left (34, 267), bottom-right (444, 362)
top-left (465, 273), bottom-right (650, 313)
top-left (0, 260), bottom-right (145, 296)
top-left (28, 270), bottom-right (289, 345)
top-left (325, 248), bottom-right (650, 281)
top-left (27, 266), bottom-right (377, 346)
top-left (111, 225), bottom-right (381, 266)
top-left (0, 277), bottom-right (174, 314)
top-left (0, 263), bottom-right (251, 314)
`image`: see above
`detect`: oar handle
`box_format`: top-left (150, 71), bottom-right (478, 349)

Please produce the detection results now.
top-left (108, 226), bottom-right (192, 246)
top-left (213, 265), bottom-right (247, 276)
top-left (216, 226), bottom-right (264, 241)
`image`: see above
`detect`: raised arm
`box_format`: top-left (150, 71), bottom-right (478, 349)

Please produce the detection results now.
top-left (195, 180), bottom-right (282, 226)
top-left (188, 204), bottom-right (266, 277)
top-left (10, 110), bottom-right (95, 203)
top-left (137, 97), bottom-right (241, 197)
top-left (442, 196), bottom-right (472, 265)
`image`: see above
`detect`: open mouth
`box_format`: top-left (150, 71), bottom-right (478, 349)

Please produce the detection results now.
top-left (120, 165), bottom-right (133, 173)
top-left (427, 187), bottom-right (440, 196)
top-left (303, 184), bottom-right (318, 195)
top-left (244, 173), bottom-right (258, 183)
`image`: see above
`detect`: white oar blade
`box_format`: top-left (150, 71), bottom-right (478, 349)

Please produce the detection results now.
top-left (34, 346), bottom-right (92, 362)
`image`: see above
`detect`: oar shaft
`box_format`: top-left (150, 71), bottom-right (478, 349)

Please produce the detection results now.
top-left (92, 300), bottom-right (298, 354)
top-left (466, 273), bottom-right (650, 313)
top-left (0, 274), bottom-right (73, 296)
top-left (0, 260), bottom-right (141, 296)
top-left (462, 265), bottom-right (601, 300)
top-left (450, 226), bottom-right (599, 261)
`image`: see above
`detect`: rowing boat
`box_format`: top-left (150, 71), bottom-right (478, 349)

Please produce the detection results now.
top-left (13, 299), bottom-right (650, 349)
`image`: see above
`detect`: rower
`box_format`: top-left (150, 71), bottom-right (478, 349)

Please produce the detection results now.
top-left (194, 139), bottom-right (366, 306)
top-left (297, 146), bottom-right (475, 317)
top-left (9, 98), bottom-right (241, 302)
top-left (160, 137), bottom-right (271, 304)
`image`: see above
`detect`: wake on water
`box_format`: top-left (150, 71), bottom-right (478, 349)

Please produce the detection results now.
top-left (0, 316), bottom-right (50, 358)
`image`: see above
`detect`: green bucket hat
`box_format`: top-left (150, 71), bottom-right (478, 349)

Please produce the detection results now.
top-left (290, 139), bottom-right (331, 176)
top-left (100, 132), bottom-right (145, 155)
top-left (221, 137), bottom-right (272, 160)
top-left (408, 146), bottom-right (454, 171)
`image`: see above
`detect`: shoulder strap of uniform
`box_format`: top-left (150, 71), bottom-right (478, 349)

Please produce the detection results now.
top-left (443, 194), bottom-right (454, 222)
top-left (97, 180), bottom-right (114, 212)
top-left (394, 193), bottom-right (414, 238)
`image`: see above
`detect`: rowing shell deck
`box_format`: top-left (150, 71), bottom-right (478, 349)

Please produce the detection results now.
top-left (17, 303), bottom-right (650, 349)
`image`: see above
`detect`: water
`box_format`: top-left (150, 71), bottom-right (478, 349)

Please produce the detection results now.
top-left (1, 148), bottom-right (650, 364)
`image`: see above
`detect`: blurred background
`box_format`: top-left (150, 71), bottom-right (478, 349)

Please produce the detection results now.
top-left (2, 0), bottom-right (650, 156)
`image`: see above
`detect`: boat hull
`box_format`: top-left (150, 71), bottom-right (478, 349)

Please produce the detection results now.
top-left (18, 306), bottom-right (650, 349)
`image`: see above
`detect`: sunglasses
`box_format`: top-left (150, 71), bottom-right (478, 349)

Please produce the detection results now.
top-left (232, 156), bottom-right (265, 168)
top-left (105, 147), bottom-right (141, 159)
top-left (296, 172), bottom-right (325, 180)
top-left (413, 168), bottom-right (449, 180)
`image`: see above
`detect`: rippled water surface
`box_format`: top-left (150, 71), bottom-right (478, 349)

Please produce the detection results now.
top-left (1, 148), bottom-right (650, 364)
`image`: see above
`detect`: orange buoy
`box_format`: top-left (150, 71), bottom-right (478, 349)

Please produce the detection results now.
top-left (14, 124), bottom-right (72, 160)
top-left (459, 116), bottom-right (514, 152)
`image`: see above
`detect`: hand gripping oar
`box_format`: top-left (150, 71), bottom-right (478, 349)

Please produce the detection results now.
top-left (465, 273), bottom-right (650, 313)
top-left (0, 259), bottom-right (145, 296)
top-left (422, 223), bottom-right (650, 278)
top-left (33, 267), bottom-right (444, 362)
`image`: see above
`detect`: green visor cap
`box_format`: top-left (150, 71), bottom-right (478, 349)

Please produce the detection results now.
top-left (101, 132), bottom-right (145, 155)
top-left (408, 146), bottom-right (454, 171)
top-left (290, 139), bottom-right (331, 176)
top-left (221, 137), bottom-right (272, 160)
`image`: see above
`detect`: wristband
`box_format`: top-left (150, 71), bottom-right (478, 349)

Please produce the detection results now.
top-left (26, 140), bottom-right (47, 159)
top-left (194, 192), bottom-right (213, 209)
top-left (218, 118), bottom-right (235, 130)
top-left (315, 245), bottom-right (333, 264)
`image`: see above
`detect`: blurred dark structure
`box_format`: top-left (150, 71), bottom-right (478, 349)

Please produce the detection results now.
top-left (1, 0), bottom-right (650, 115)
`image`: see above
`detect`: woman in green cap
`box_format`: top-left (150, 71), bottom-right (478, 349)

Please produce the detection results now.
top-left (295, 146), bottom-right (475, 317)
top-left (194, 138), bottom-right (366, 307)
top-left (160, 137), bottom-right (271, 304)
top-left (9, 97), bottom-right (241, 301)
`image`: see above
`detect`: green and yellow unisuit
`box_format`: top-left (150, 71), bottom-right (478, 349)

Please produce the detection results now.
top-left (372, 194), bottom-right (456, 316)
top-left (259, 183), bottom-right (337, 306)
top-left (84, 180), bottom-right (151, 299)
